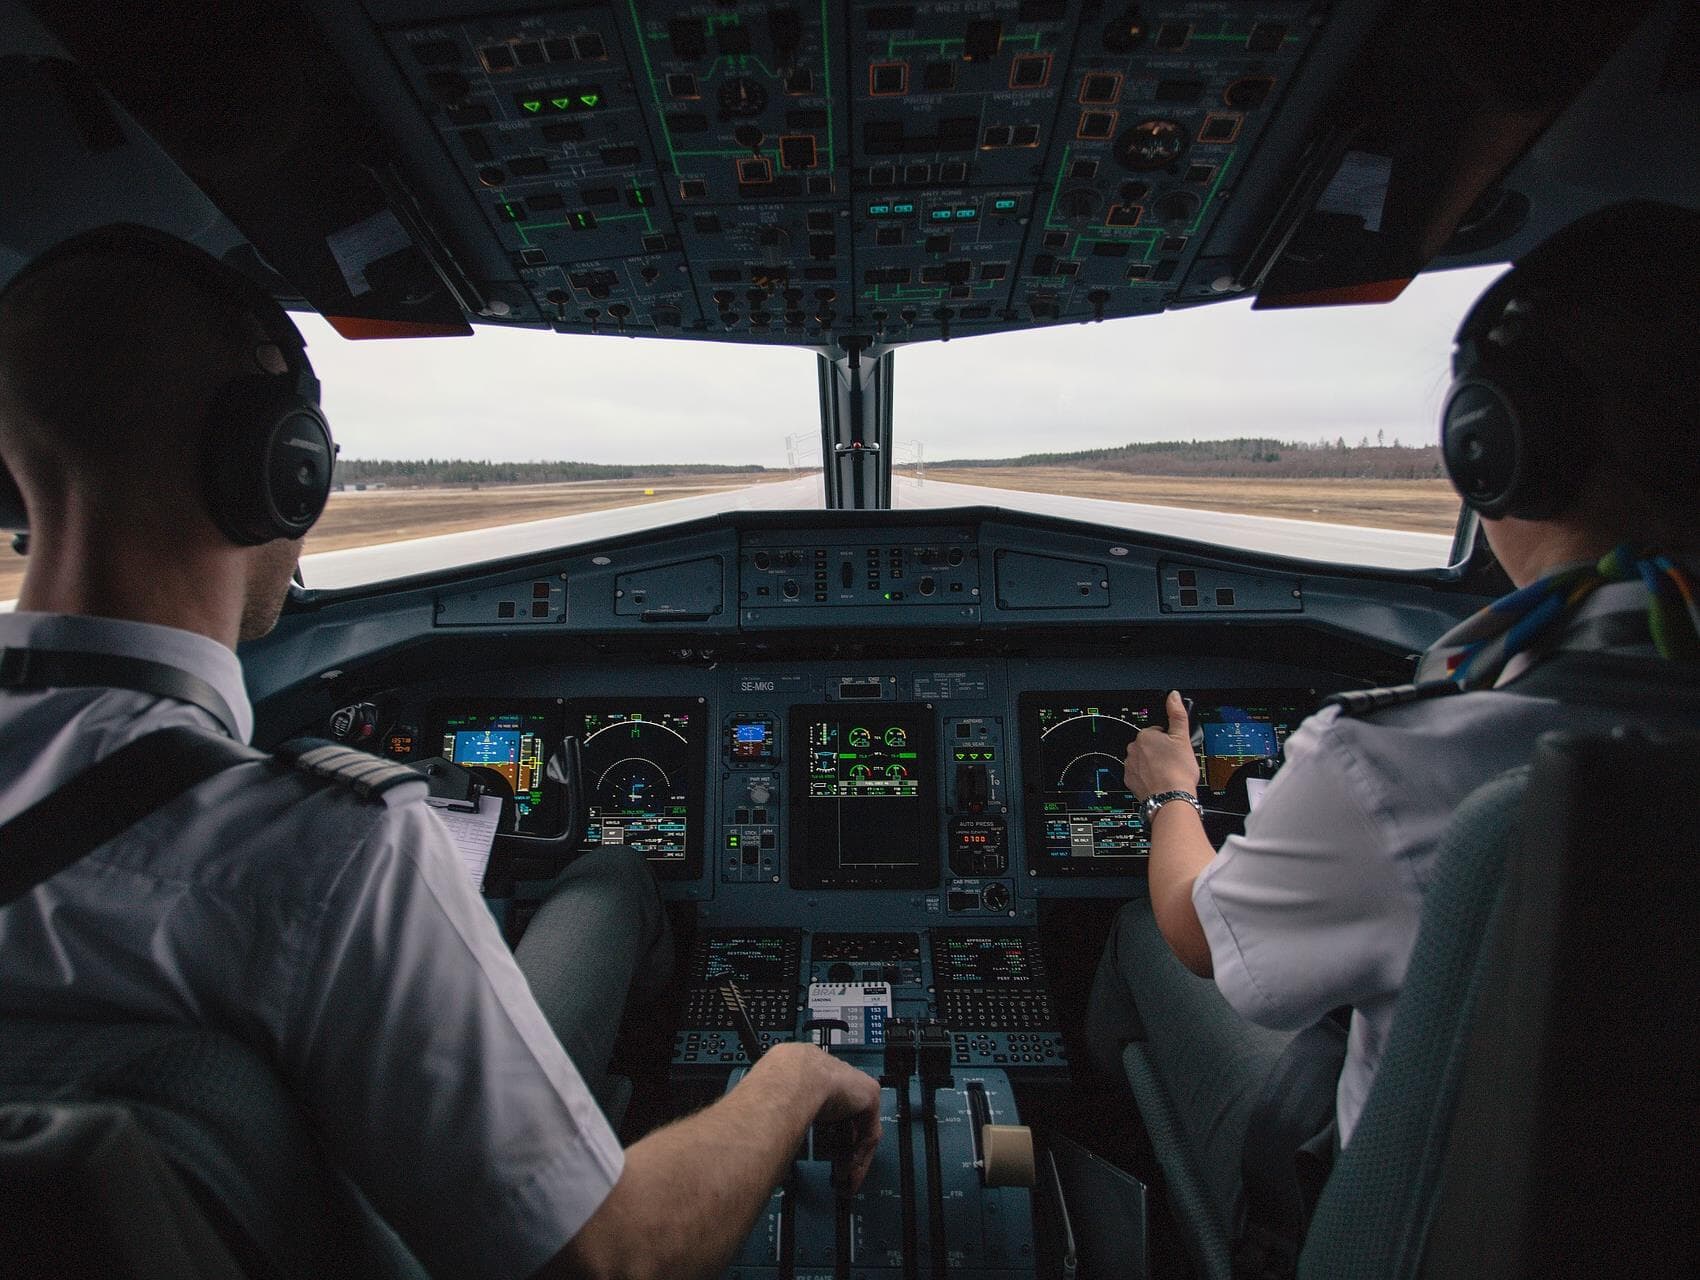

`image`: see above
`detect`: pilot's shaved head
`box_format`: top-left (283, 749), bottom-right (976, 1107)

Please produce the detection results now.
top-left (0, 240), bottom-right (302, 643)
top-left (0, 246), bottom-right (279, 480)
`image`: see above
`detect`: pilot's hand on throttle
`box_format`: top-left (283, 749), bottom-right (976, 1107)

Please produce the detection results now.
top-left (1124, 690), bottom-right (1200, 801)
top-left (807, 1048), bottom-right (883, 1192)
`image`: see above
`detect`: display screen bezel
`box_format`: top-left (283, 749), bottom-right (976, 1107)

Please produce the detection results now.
top-left (787, 701), bottom-right (939, 890)
top-left (566, 696), bottom-right (706, 881)
top-left (1018, 688), bottom-right (1315, 877)
top-left (427, 700), bottom-right (565, 837)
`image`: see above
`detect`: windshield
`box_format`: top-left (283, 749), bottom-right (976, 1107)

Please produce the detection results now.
top-left (5, 262), bottom-right (1499, 601)
top-left (891, 264), bottom-right (1503, 571)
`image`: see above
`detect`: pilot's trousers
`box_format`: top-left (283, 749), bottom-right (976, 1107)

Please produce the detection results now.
top-left (514, 847), bottom-right (674, 1117)
top-left (1086, 894), bottom-right (1295, 1246)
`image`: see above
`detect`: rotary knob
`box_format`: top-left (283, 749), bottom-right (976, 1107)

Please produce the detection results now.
top-left (982, 883), bottom-right (1011, 913)
top-left (747, 781), bottom-right (773, 805)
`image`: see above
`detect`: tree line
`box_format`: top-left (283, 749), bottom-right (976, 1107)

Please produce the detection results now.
top-left (334, 458), bottom-right (768, 488)
top-left (929, 437), bottom-right (1446, 480)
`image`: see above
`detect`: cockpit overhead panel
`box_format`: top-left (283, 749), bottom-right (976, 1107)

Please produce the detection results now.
top-left (382, 0), bottom-right (1321, 346)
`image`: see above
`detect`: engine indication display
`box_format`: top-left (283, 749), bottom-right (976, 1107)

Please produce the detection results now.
top-left (789, 703), bottom-right (937, 889)
top-left (571, 698), bottom-right (705, 878)
top-left (808, 718), bottom-right (919, 798)
top-left (435, 705), bottom-right (561, 835)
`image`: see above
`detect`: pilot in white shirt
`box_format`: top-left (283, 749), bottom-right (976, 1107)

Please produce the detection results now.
top-left (0, 609), bottom-right (657, 1280)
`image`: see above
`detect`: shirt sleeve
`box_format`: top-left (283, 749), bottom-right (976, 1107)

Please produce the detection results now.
top-left (1191, 708), bottom-right (1420, 1031)
top-left (281, 798), bottom-right (623, 1280)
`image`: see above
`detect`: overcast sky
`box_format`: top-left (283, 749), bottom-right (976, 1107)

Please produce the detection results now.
top-left (298, 263), bottom-right (1503, 468)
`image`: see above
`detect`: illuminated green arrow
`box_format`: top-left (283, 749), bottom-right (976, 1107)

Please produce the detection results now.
top-left (579, 92), bottom-right (600, 107)
top-left (521, 99), bottom-right (542, 112)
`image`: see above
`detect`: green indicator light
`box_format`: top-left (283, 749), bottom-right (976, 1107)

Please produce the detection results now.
top-left (522, 100), bottom-right (543, 113)
top-left (727, 834), bottom-right (740, 847)
top-left (894, 202), bottom-right (915, 214)
top-left (930, 209), bottom-right (953, 221)
top-left (549, 97), bottom-right (572, 111)
top-left (579, 92), bottom-right (601, 107)
top-left (955, 208), bottom-right (977, 219)
top-left (868, 203), bottom-right (891, 216)
top-left (884, 592), bottom-right (894, 600)
top-left (993, 198), bottom-right (1017, 211)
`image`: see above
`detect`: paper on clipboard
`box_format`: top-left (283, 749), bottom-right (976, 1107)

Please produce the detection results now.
top-left (427, 792), bottom-right (502, 892)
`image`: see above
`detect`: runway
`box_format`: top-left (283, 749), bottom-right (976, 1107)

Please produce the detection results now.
top-left (3, 475), bottom-right (1453, 605)
top-left (292, 473), bottom-right (1450, 588)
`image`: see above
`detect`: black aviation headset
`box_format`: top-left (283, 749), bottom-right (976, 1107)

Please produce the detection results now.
top-left (1439, 266), bottom-right (1590, 522)
top-left (0, 224), bottom-right (335, 544)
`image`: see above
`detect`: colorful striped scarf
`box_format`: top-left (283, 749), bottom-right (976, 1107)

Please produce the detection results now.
top-left (1416, 546), bottom-right (1700, 690)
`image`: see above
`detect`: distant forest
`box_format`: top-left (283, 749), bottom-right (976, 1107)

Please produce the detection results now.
top-left (930, 437), bottom-right (1446, 480)
top-left (333, 458), bottom-right (768, 488)
top-left (333, 438), bottom-right (1444, 488)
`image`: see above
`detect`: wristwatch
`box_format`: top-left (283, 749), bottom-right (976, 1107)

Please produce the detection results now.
top-left (1141, 789), bottom-right (1203, 825)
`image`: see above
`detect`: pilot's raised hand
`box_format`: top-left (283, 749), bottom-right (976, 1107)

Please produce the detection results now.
top-left (1124, 690), bottom-right (1200, 801)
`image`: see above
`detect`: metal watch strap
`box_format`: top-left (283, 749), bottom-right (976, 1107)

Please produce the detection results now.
top-left (1142, 789), bottom-right (1203, 824)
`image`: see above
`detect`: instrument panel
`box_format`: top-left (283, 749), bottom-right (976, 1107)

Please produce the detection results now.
top-left (364, 658), bottom-right (1328, 918)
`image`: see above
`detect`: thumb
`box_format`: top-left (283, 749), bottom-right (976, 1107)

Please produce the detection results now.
top-left (1167, 690), bottom-right (1190, 737)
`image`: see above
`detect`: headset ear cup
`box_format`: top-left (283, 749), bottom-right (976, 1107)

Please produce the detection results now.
top-left (1443, 352), bottom-right (1583, 521)
top-left (1442, 375), bottom-right (1525, 518)
top-left (203, 378), bottom-right (335, 545)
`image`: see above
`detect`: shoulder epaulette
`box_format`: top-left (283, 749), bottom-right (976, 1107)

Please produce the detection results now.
top-left (1323, 680), bottom-right (1463, 718)
top-left (273, 737), bottom-right (426, 801)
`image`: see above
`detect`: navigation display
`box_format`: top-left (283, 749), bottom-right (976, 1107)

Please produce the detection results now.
top-left (1019, 690), bottom-right (1313, 875)
top-left (789, 703), bottom-right (937, 889)
top-left (436, 705), bottom-right (560, 835)
top-left (570, 698), bottom-right (705, 879)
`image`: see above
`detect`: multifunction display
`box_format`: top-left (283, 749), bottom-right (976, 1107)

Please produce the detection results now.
top-left (788, 704), bottom-right (937, 889)
top-left (570, 698), bottom-right (705, 878)
top-left (932, 932), bottom-right (1039, 987)
top-left (435, 704), bottom-right (560, 835)
top-left (1020, 690), bottom-right (1314, 874)
top-left (699, 933), bottom-right (798, 987)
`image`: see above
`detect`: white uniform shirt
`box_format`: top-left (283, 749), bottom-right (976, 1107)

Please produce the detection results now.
top-left (0, 612), bottom-right (622, 1280)
top-left (1193, 587), bottom-right (1667, 1146)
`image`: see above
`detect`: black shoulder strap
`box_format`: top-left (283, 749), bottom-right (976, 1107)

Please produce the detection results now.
top-left (0, 646), bottom-right (241, 740)
top-left (1323, 680), bottom-right (1464, 718)
top-left (0, 726), bottom-right (266, 909)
